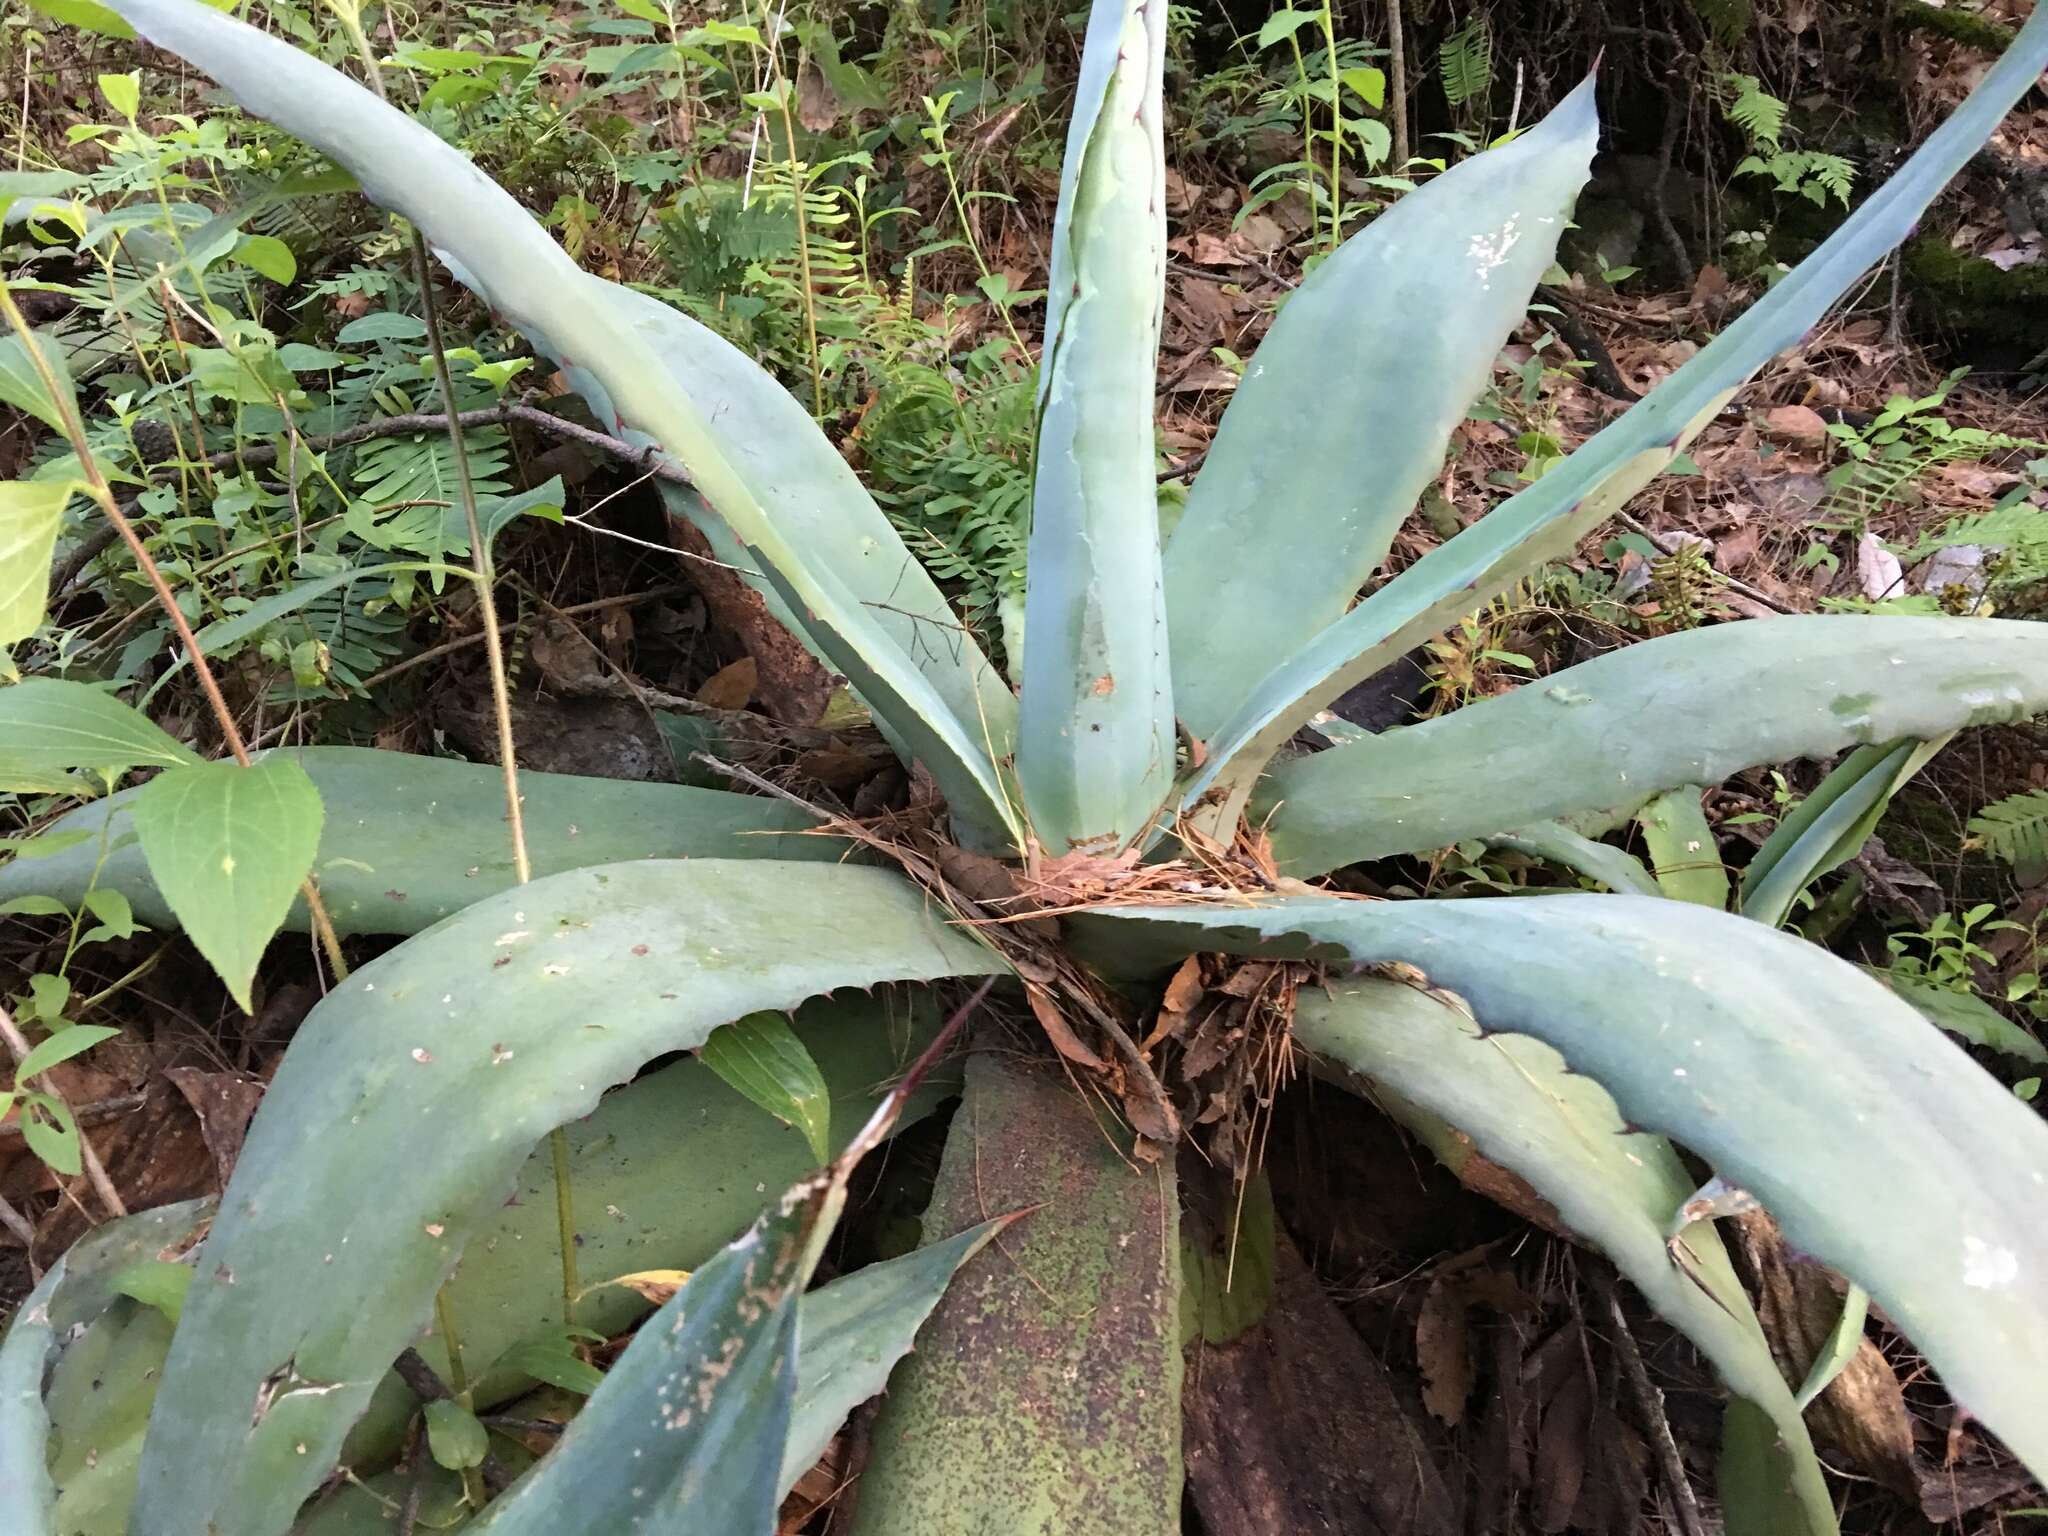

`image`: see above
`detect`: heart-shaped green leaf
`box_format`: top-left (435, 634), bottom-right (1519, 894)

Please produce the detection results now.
top-left (131, 755), bottom-right (322, 1011)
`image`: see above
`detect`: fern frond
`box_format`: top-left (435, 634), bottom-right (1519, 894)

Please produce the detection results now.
top-left (1438, 17), bottom-right (1492, 111)
top-left (1719, 72), bottom-right (1787, 151)
top-left (1968, 788), bottom-right (2048, 871)
top-left (1909, 500), bottom-right (2048, 559)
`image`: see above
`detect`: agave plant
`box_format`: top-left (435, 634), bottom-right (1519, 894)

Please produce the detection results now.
top-left (5, 1), bottom-right (2048, 1532)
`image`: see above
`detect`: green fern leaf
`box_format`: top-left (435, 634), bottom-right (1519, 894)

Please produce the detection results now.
top-left (1438, 18), bottom-right (1491, 111)
top-left (1969, 789), bottom-right (2048, 873)
top-left (1719, 72), bottom-right (1788, 151)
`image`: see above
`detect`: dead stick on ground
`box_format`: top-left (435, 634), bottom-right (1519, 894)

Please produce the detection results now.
top-left (1603, 1277), bottom-right (1712, 1536)
top-left (0, 1189), bottom-right (38, 1249)
top-left (1612, 508), bottom-right (1799, 615)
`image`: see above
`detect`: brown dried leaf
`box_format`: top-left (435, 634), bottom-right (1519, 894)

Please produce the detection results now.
top-left (600, 1268), bottom-right (693, 1306)
top-left (696, 656), bottom-right (758, 712)
top-left (1758, 403), bottom-right (1831, 448)
top-left (164, 1067), bottom-right (265, 1186)
top-left (1025, 983), bottom-right (1107, 1071)
top-left (1417, 1274), bottom-right (1474, 1425)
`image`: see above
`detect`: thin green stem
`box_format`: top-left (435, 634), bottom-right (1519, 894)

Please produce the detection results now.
top-left (773, 83), bottom-right (826, 417)
top-left (1318, 0), bottom-right (1342, 251)
top-left (552, 1127), bottom-right (578, 1326)
top-left (329, 0), bottom-right (573, 1344)
top-left (928, 115), bottom-right (1027, 359)
top-left (432, 1288), bottom-right (488, 1508)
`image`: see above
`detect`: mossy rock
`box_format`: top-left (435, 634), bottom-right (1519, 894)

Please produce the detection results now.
top-left (1903, 235), bottom-right (2048, 366)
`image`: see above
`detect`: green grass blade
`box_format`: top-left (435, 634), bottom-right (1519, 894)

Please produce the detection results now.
top-left (1255, 616), bottom-right (2048, 877)
top-left (1016, 0), bottom-right (1175, 854)
top-left (1740, 740), bottom-right (1930, 928)
top-left (1484, 821), bottom-right (1662, 896)
top-left (1074, 893), bottom-right (2048, 1478)
top-left (1163, 80), bottom-right (1597, 741)
top-left (1180, 8), bottom-right (2048, 821)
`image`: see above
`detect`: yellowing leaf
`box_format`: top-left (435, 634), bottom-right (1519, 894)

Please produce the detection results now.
top-left (98, 70), bottom-right (140, 119)
top-left (582, 1268), bottom-right (693, 1307)
top-left (0, 480), bottom-right (72, 645)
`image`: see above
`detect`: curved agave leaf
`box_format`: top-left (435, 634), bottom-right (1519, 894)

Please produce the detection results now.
top-left (472, 1210), bottom-right (1010, 1536)
top-left (131, 860), bottom-right (1002, 1536)
top-left (0, 746), bottom-right (841, 935)
top-left (853, 1052), bottom-right (1182, 1535)
top-left (292, 1219), bottom-right (996, 1533)
top-left (42, 1300), bottom-right (176, 1536)
top-left (104, 0), bottom-right (1020, 851)
top-left (1254, 616), bottom-right (2048, 877)
top-left (1163, 80), bottom-right (1598, 740)
top-left (777, 1216), bottom-right (1013, 1498)
top-left (1016, 0), bottom-right (1175, 853)
top-left (32, 1008), bottom-right (969, 1536)
top-left (1296, 978), bottom-right (1835, 1535)
top-left (1177, 10), bottom-right (2048, 829)
top-left (0, 1201), bottom-right (210, 1536)
top-left (472, 978), bottom-right (988, 1532)
top-left (341, 993), bottom-right (965, 1465)
top-left (1072, 893), bottom-right (2048, 1475)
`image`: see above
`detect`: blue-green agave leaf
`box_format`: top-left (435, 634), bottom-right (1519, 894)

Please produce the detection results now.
top-left (1179, 11), bottom-right (2048, 829)
top-left (1073, 893), bottom-right (2048, 1478)
top-left (1016, 0), bottom-right (1175, 854)
top-left (0, 1202), bottom-right (211, 1536)
top-left (1255, 616), bottom-right (2048, 877)
top-left (129, 861), bottom-right (1001, 1536)
top-left (1297, 978), bottom-right (1834, 1535)
top-left (0, 746), bottom-right (843, 935)
top-left (1164, 78), bottom-right (1598, 740)
top-left (102, 0), bottom-right (1020, 850)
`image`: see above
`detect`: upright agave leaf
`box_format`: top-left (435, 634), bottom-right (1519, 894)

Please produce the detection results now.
top-left (1255, 616), bottom-right (2048, 877)
top-left (1074, 894), bottom-right (2048, 1477)
top-left (1163, 79), bottom-right (1597, 741)
top-left (1175, 7), bottom-right (2048, 831)
top-left (103, 0), bottom-right (1022, 850)
top-left (130, 861), bottom-right (1002, 1536)
top-left (1016, 0), bottom-right (1176, 854)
